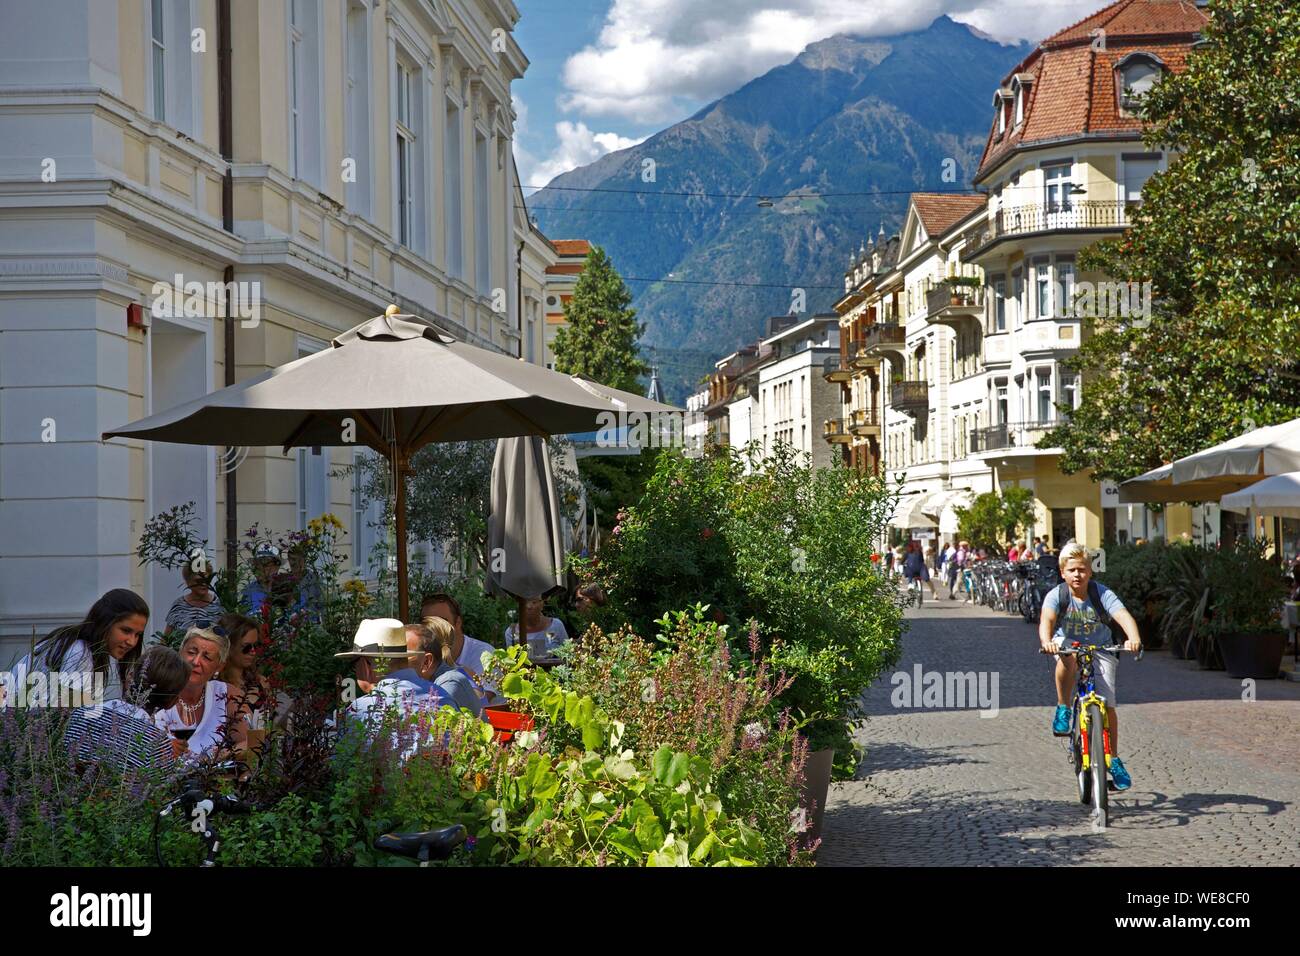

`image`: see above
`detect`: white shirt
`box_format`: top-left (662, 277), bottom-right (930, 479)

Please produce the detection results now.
top-left (456, 634), bottom-right (498, 699)
top-left (154, 679), bottom-right (231, 759)
top-left (9, 638), bottom-right (121, 705)
top-left (503, 617), bottom-right (568, 651)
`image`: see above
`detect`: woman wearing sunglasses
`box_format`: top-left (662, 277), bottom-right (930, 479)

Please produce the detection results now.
top-left (215, 613), bottom-right (275, 730)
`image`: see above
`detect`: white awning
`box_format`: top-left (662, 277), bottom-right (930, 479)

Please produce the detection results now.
top-left (890, 491), bottom-right (937, 528)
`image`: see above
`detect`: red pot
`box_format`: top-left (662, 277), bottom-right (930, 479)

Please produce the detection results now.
top-left (485, 704), bottom-right (535, 744)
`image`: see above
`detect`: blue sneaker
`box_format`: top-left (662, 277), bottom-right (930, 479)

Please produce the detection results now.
top-left (1052, 705), bottom-right (1071, 736)
top-left (1109, 756), bottom-right (1132, 790)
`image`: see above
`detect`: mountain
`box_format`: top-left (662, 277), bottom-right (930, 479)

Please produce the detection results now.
top-left (529, 16), bottom-right (1033, 403)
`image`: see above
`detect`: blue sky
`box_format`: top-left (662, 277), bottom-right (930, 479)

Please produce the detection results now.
top-left (511, 0), bottom-right (1107, 192)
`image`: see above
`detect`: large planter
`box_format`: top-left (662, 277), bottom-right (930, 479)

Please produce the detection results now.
top-left (800, 747), bottom-right (834, 847)
top-left (1217, 630), bottom-right (1286, 679)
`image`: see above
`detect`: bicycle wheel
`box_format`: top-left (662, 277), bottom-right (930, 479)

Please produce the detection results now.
top-left (1087, 702), bottom-right (1108, 828)
top-left (1071, 703), bottom-right (1089, 804)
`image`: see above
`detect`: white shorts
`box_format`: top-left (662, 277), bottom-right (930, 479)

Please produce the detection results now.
top-left (1054, 636), bottom-right (1118, 706)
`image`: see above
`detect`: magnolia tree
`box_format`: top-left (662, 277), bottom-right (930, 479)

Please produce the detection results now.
top-left (1048, 0), bottom-right (1300, 481)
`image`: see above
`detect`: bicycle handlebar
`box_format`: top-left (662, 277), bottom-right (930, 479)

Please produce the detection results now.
top-left (1044, 643), bottom-right (1144, 662)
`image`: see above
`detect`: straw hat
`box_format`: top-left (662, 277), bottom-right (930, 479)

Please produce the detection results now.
top-left (334, 618), bottom-right (411, 658)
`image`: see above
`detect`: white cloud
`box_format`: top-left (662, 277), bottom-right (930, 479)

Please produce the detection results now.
top-left (559, 0), bottom-right (1102, 123)
top-left (515, 120), bottom-right (646, 189)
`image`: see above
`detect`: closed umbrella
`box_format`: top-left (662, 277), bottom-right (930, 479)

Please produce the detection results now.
top-left (104, 306), bottom-right (678, 620)
top-left (487, 435), bottom-right (567, 641)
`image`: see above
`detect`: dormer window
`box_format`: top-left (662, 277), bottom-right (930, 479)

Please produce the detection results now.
top-left (1117, 53), bottom-right (1166, 114)
top-left (992, 88), bottom-right (1011, 137)
top-left (1010, 73), bottom-right (1033, 128)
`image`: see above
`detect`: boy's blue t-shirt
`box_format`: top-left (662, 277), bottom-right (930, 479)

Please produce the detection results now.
top-left (1043, 581), bottom-right (1127, 646)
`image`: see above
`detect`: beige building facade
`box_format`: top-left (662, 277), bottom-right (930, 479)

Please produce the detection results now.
top-left (0, 0), bottom-right (542, 654)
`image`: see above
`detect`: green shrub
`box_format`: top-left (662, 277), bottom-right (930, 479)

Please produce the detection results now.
top-left (552, 607), bottom-right (812, 864)
top-left (571, 446), bottom-right (903, 774)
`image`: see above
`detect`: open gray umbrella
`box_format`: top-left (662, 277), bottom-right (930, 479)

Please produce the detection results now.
top-left (487, 436), bottom-right (567, 639)
top-left (104, 307), bottom-right (679, 620)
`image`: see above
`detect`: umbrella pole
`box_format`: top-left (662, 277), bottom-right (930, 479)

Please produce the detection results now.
top-left (393, 446), bottom-right (409, 623)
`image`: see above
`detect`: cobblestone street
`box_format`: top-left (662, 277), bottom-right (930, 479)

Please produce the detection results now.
top-left (821, 596), bottom-right (1300, 866)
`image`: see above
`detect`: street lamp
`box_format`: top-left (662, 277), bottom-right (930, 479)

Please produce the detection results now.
top-left (756, 196), bottom-right (774, 208)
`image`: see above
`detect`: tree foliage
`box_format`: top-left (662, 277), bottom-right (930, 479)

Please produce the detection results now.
top-left (354, 440), bottom-right (583, 575)
top-left (1047, 0), bottom-right (1300, 481)
top-left (552, 245), bottom-right (648, 394)
top-left (954, 487), bottom-right (1037, 553)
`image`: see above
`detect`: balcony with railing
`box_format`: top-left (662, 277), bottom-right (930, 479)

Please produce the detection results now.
top-left (848, 339), bottom-right (878, 370)
top-left (968, 200), bottom-right (1132, 258)
top-left (823, 418), bottom-right (852, 444)
top-left (889, 380), bottom-right (928, 414)
top-left (860, 323), bottom-right (905, 357)
top-left (924, 278), bottom-right (985, 331)
top-left (849, 407), bottom-right (880, 436)
top-left (969, 419), bottom-right (1065, 455)
top-left (822, 354), bottom-right (851, 383)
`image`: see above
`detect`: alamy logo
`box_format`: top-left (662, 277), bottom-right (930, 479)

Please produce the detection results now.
top-left (0, 671), bottom-right (105, 714)
top-left (49, 886), bottom-right (152, 936)
top-left (150, 274), bottom-right (262, 328)
top-left (890, 663), bottom-right (1000, 717)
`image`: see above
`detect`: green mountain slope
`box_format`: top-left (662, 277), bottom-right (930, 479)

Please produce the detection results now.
top-left (530, 16), bottom-right (1032, 401)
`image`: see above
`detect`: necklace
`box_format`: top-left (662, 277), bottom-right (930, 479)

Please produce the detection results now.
top-left (177, 693), bottom-right (204, 724)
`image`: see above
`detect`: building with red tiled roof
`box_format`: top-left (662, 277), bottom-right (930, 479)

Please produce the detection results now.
top-left (976, 0), bottom-right (1207, 183)
top-left (911, 193), bottom-right (988, 238)
top-left (827, 0), bottom-right (1209, 551)
top-left (957, 0), bottom-right (1209, 549)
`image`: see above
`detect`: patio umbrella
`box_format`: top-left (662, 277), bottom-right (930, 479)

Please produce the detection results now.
top-left (1117, 463), bottom-right (1255, 504)
top-left (1171, 418), bottom-right (1300, 487)
top-left (486, 435), bottom-right (567, 639)
top-left (1220, 472), bottom-right (1300, 519)
top-left (104, 306), bottom-right (678, 620)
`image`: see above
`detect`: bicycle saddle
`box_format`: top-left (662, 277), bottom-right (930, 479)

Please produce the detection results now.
top-left (375, 824), bottom-right (467, 861)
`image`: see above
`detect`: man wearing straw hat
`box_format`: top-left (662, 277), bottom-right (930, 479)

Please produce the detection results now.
top-left (336, 618), bottom-right (482, 757)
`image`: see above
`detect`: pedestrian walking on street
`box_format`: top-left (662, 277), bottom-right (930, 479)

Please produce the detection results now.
top-left (948, 541), bottom-right (968, 599)
top-left (922, 543), bottom-right (940, 599)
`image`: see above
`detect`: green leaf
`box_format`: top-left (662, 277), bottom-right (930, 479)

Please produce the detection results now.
top-left (651, 745), bottom-right (673, 783)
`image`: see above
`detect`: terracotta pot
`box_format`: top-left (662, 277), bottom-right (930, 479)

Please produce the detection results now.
top-left (1217, 630), bottom-right (1285, 679)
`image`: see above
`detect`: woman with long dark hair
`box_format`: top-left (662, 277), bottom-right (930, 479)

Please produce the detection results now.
top-left (10, 588), bottom-right (148, 704)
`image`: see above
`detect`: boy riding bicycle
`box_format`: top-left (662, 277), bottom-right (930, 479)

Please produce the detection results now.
top-left (1038, 542), bottom-right (1143, 790)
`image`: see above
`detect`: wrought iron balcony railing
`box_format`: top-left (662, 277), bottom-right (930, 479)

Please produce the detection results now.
top-left (890, 380), bottom-right (928, 412)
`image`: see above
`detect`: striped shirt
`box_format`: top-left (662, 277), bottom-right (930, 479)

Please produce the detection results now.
top-left (165, 594), bottom-right (225, 634)
top-left (66, 699), bottom-right (173, 772)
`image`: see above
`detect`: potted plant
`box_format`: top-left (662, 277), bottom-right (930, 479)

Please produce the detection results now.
top-left (1158, 544), bottom-right (1214, 664)
top-left (1206, 539), bottom-right (1289, 679)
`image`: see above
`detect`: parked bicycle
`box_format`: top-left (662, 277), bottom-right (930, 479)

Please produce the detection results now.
top-left (1048, 642), bottom-right (1142, 830)
top-left (373, 824), bottom-right (467, 865)
top-left (153, 760), bottom-right (250, 867)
